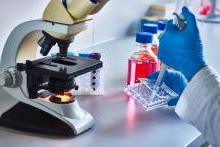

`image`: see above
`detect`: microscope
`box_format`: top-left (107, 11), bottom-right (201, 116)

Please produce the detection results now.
top-left (0, 0), bottom-right (109, 135)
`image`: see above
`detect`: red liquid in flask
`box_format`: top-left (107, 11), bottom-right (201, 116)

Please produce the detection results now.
top-left (127, 51), bottom-right (157, 85)
top-left (151, 44), bottom-right (161, 71)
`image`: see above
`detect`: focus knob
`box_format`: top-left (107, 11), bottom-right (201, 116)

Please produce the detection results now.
top-left (0, 68), bottom-right (22, 88)
top-left (0, 70), bottom-right (12, 86)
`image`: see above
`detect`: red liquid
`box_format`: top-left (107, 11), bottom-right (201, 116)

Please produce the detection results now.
top-left (151, 44), bottom-right (161, 71)
top-left (151, 44), bottom-right (158, 56)
top-left (127, 51), bottom-right (157, 85)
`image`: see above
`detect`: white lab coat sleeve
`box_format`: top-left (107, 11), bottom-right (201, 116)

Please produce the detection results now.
top-left (175, 66), bottom-right (220, 147)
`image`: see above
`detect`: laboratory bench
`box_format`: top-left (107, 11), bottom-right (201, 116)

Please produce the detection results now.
top-left (0, 21), bottom-right (219, 147)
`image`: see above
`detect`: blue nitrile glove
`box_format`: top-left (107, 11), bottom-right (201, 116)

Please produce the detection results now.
top-left (158, 7), bottom-right (207, 81)
top-left (148, 70), bottom-right (187, 106)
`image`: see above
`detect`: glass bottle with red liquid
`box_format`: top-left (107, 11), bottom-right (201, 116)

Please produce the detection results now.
top-left (127, 32), bottom-right (158, 85)
top-left (142, 23), bottom-right (160, 70)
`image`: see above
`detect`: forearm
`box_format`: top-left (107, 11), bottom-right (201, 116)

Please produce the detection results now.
top-left (175, 66), bottom-right (220, 146)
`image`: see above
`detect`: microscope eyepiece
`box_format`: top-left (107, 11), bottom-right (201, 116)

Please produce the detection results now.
top-left (62, 0), bottom-right (68, 8)
top-left (90, 0), bottom-right (97, 4)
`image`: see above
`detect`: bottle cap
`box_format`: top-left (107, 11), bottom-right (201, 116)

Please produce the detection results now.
top-left (157, 21), bottom-right (167, 31)
top-left (89, 53), bottom-right (101, 60)
top-left (142, 23), bottom-right (158, 34)
top-left (141, 19), bottom-right (157, 30)
top-left (136, 32), bottom-right (153, 44)
top-left (79, 53), bottom-right (90, 58)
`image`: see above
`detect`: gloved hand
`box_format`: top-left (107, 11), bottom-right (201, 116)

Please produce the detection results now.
top-left (148, 70), bottom-right (187, 106)
top-left (158, 7), bottom-right (207, 81)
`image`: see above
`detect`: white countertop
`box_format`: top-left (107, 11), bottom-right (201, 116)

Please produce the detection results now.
top-left (0, 21), bottom-right (219, 147)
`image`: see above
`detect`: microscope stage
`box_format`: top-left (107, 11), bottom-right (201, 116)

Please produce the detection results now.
top-left (23, 55), bottom-right (103, 79)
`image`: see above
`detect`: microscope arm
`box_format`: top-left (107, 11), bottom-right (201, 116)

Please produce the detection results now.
top-left (0, 20), bottom-right (86, 68)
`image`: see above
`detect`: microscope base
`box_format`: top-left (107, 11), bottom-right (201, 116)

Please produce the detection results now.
top-left (0, 102), bottom-right (93, 136)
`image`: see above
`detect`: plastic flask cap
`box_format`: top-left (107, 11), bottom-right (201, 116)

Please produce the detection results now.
top-left (89, 53), bottom-right (101, 60)
top-left (157, 21), bottom-right (167, 31)
top-left (142, 23), bottom-right (158, 34)
top-left (79, 53), bottom-right (90, 58)
top-left (136, 32), bottom-right (153, 44)
top-left (52, 52), bottom-right (75, 57)
top-left (67, 52), bottom-right (75, 56)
